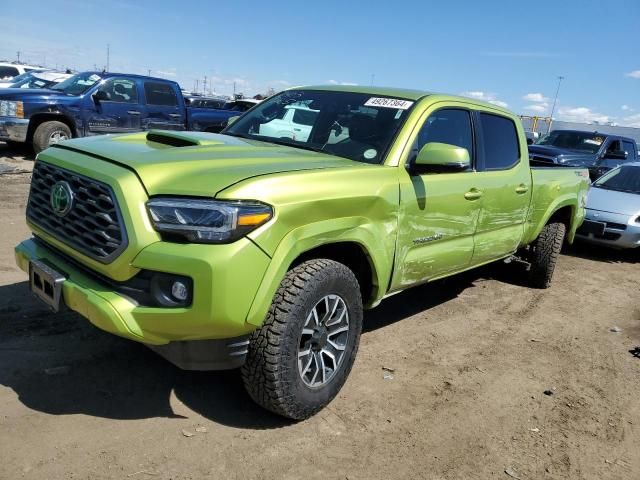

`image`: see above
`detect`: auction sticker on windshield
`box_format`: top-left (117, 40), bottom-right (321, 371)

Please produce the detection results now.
top-left (364, 97), bottom-right (414, 110)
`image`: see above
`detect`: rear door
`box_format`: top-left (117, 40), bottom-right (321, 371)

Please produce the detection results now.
top-left (142, 81), bottom-right (185, 130)
top-left (85, 77), bottom-right (143, 134)
top-left (470, 111), bottom-right (531, 265)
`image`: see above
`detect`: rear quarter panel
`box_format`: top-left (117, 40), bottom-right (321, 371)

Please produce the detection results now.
top-left (524, 168), bottom-right (589, 244)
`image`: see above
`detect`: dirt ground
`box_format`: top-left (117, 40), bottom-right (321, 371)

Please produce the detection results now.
top-left (1, 141), bottom-right (639, 480)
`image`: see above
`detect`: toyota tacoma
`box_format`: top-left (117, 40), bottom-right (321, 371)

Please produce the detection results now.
top-left (15, 86), bottom-right (589, 419)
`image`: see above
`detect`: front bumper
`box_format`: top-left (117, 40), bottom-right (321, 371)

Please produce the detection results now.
top-left (15, 236), bottom-right (271, 345)
top-left (0, 116), bottom-right (29, 142)
top-left (575, 210), bottom-right (640, 249)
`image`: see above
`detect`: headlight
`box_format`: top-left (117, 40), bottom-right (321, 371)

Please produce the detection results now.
top-left (0, 100), bottom-right (24, 118)
top-left (147, 198), bottom-right (272, 243)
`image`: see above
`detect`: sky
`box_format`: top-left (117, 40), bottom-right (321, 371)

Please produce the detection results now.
top-left (1, 0), bottom-right (639, 126)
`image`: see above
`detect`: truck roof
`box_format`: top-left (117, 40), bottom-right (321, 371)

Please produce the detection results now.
top-left (291, 84), bottom-right (512, 113)
top-left (82, 71), bottom-right (180, 84)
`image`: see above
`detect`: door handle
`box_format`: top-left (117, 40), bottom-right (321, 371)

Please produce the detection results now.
top-left (127, 110), bottom-right (141, 115)
top-left (515, 184), bottom-right (529, 194)
top-left (464, 189), bottom-right (483, 201)
top-left (168, 113), bottom-right (182, 118)
top-left (293, 128), bottom-right (302, 132)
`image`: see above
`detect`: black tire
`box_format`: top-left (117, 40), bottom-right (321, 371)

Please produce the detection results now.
top-left (528, 221), bottom-right (566, 289)
top-left (32, 121), bottom-right (72, 154)
top-left (241, 259), bottom-right (363, 420)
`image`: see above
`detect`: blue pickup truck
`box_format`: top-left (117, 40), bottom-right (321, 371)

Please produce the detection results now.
top-left (528, 129), bottom-right (639, 180)
top-left (0, 71), bottom-right (255, 152)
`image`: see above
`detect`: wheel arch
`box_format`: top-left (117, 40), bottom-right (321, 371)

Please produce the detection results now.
top-left (245, 223), bottom-right (392, 327)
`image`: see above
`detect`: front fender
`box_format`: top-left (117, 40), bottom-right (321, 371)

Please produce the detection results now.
top-left (244, 217), bottom-right (392, 327)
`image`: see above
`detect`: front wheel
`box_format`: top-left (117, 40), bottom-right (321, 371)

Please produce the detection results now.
top-left (32, 121), bottom-right (72, 154)
top-left (528, 221), bottom-right (566, 289)
top-left (241, 259), bottom-right (363, 420)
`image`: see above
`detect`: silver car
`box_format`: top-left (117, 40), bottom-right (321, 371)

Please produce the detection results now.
top-left (576, 162), bottom-right (640, 249)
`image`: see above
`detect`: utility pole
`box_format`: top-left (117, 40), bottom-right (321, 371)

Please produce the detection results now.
top-left (106, 44), bottom-right (110, 72)
top-left (148, 69), bottom-right (151, 76)
top-left (370, 73), bottom-right (375, 86)
top-left (203, 75), bottom-right (207, 95)
top-left (16, 51), bottom-right (21, 62)
top-left (233, 81), bottom-right (236, 98)
top-left (548, 75), bottom-right (564, 133)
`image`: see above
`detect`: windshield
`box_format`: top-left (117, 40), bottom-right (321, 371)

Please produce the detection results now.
top-left (50, 72), bottom-right (101, 95)
top-left (593, 165), bottom-right (640, 194)
top-left (10, 76), bottom-right (55, 89)
top-left (6, 71), bottom-right (33, 84)
top-left (223, 89), bottom-right (415, 164)
top-left (535, 130), bottom-right (605, 154)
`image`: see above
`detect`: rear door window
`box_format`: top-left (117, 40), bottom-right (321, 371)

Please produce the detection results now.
top-left (144, 82), bottom-right (178, 106)
top-left (479, 113), bottom-right (520, 170)
top-left (622, 141), bottom-right (636, 160)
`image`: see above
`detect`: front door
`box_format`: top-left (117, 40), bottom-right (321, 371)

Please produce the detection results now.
top-left (86, 77), bottom-right (143, 134)
top-left (391, 107), bottom-right (482, 290)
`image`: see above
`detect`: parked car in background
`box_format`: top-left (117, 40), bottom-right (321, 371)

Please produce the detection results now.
top-left (184, 95), bottom-right (227, 109)
top-left (0, 62), bottom-right (46, 84)
top-left (528, 129), bottom-right (638, 180)
top-left (188, 98), bottom-right (261, 133)
top-left (15, 86), bottom-right (589, 419)
top-left (8, 71), bottom-right (73, 89)
top-left (576, 162), bottom-right (640, 250)
top-left (0, 71), bottom-right (255, 152)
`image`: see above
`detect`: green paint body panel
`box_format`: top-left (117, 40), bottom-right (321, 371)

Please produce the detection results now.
top-left (15, 89), bottom-right (589, 346)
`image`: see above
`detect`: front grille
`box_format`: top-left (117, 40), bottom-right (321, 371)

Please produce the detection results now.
top-left (529, 154), bottom-right (555, 165)
top-left (598, 232), bottom-right (622, 241)
top-left (605, 222), bottom-right (627, 231)
top-left (27, 161), bottom-right (128, 263)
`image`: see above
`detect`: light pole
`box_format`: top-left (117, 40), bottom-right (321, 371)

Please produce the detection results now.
top-left (548, 75), bottom-right (564, 132)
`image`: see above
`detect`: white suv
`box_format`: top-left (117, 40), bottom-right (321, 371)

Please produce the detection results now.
top-left (0, 62), bottom-right (46, 84)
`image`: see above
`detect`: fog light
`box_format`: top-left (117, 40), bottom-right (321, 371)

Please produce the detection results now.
top-left (171, 281), bottom-right (188, 301)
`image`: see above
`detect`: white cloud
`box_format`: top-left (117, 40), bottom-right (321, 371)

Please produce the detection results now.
top-left (326, 79), bottom-right (357, 86)
top-left (460, 91), bottom-right (508, 108)
top-left (625, 70), bottom-right (640, 79)
top-left (557, 106), bottom-right (610, 124)
top-left (522, 93), bottom-right (549, 103)
top-left (621, 113), bottom-right (640, 128)
top-left (524, 104), bottom-right (549, 113)
top-left (155, 69), bottom-right (176, 77)
top-left (621, 104), bottom-right (633, 111)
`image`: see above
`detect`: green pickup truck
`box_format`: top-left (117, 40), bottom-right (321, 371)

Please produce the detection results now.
top-left (15, 86), bottom-right (589, 419)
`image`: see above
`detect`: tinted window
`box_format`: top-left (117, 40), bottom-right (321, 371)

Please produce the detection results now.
top-left (98, 78), bottom-right (138, 103)
top-left (293, 108), bottom-right (318, 126)
top-left (144, 82), bottom-right (178, 106)
top-left (479, 113), bottom-right (520, 170)
top-left (413, 109), bottom-right (474, 162)
top-left (0, 66), bottom-right (19, 80)
top-left (622, 141), bottom-right (636, 159)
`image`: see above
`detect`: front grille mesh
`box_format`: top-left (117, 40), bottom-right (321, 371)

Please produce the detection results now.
top-left (26, 161), bottom-right (127, 263)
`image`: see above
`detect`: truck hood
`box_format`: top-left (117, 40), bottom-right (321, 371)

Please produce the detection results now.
top-left (0, 87), bottom-right (70, 102)
top-left (528, 145), bottom-right (597, 166)
top-left (587, 186), bottom-right (640, 216)
top-left (50, 131), bottom-right (367, 197)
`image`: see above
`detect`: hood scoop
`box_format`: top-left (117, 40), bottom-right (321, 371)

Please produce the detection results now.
top-left (145, 130), bottom-right (226, 148)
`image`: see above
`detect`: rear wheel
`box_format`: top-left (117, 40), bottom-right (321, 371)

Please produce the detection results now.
top-left (241, 259), bottom-right (363, 420)
top-left (33, 121), bottom-right (72, 154)
top-left (528, 221), bottom-right (566, 288)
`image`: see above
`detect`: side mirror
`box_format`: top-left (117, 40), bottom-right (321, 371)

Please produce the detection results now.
top-left (226, 115), bottom-right (240, 126)
top-left (413, 142), bottom-right (471, 172)
top-left (93, 90), bottom-right (109, 104)
top-left (603, 150), bottom-right (627, 160)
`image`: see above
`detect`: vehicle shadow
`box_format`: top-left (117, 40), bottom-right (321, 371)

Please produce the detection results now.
top-left (563, 241), bottom-right (639, 264)
top-left (0, 263), bottom-right (519, 429)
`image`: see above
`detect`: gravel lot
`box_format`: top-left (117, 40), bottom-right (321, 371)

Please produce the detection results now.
top-left (1, 141), bottom-right (639, 480)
